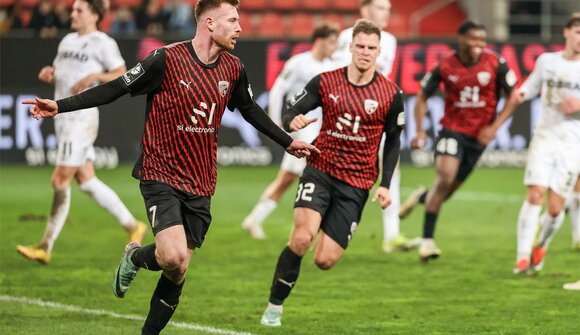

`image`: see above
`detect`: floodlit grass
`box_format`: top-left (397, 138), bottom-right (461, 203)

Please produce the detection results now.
top-left (1, 165), bottom-right (578, 334)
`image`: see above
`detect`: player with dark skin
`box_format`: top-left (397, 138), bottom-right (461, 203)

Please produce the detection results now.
top-left (410, 21), bottom-right (517, 261)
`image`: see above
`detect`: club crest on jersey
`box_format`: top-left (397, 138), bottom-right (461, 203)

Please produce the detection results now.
top-left (364, 99), bottom-right (379, 114)
top-left (477, 71), bottom-right (491, 86)
top-left (122, 64), bottom-right (145, 86)
top-left (218, 81), bottom-right (229, 97)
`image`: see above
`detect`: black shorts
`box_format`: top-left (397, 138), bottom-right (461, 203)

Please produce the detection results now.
top-left (140, 180), bottom-right (212, 248)
top-left (294, 165), bottom-right (369, 249)
top-left (434, 128), bottom-right (485, 182)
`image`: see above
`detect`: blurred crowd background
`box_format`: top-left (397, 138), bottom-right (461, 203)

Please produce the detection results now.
top-left (0, 0), bottom-right (576, 41)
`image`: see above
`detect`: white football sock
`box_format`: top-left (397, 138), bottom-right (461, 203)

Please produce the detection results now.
top-left (383, 168), bottom-right (401, 243)
top-left (246, 198), bottom-right (277, 227)
top-left (516, 201), bottom-right (542, 260)
top-left (568, 193), bottom-right (580, 244)
top-left (79, 177), bottom-right (135, 228)
top-left (40, 187), bottom-right (71, 252)
top-left (537, 211), bottom-right (565, 249)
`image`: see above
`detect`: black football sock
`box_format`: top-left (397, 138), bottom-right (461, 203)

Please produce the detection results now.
top-left (141, 274), bottom-right (184, 335)
top-left (418, 191), bottom-right (428, 204)
top-left (131, 243), bottom-right (162, 271)
top-left (269, 246), bottom-right (303, 305)
top-left (423, 211), bottom-right (439, 239)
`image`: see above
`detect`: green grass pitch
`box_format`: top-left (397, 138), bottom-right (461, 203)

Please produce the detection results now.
top-left (1, 165), bottom-right (578, 334)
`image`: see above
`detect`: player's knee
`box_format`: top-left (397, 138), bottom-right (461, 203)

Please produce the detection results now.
top-left (51, 174), bottom-right (71, 190)
top-left (526, 188), bottom-right (544, 205)
top-left (157, 249), bottom-right (188, 272)
top-left (547, 207), bottom-right (563, 218)
top-left (288, 233), bottom-right (313, 255)
top-left (314, 256), bottom-right (336, 270)
top-left (433, 178), bottom-right (453, 195)
top-left (546, 202), bottom-right (564, 217)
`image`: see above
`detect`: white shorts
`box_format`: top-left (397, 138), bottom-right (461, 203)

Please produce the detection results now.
top-left (524, 140), bottom-right (580, 197)
top-left (280, 152), bottom-right (307, 176)
top-left (54, 108), bottom-right (99, 167)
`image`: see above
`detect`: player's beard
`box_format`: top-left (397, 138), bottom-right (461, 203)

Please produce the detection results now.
top-left (215, 34), bottom-right (236, 51)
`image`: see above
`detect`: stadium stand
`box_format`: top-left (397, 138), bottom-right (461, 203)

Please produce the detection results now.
top-left (271, 0), bottom-right (296, 11)
top-left (2, 0), bottom-right (468, 37)
top-left (256, 11), bottom-right (285, 38)
top-left (243, 0), bottom-right (267, 11)
top-left (288, 12), bottom-right (315, 38)
top-left (300, 0), bottom-right (327, 11)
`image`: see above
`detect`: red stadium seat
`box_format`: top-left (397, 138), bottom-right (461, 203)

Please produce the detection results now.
top-left (271, 0), bottom-right (297, 11)
top-left (288, 13), bottom-right (315, 38)
top-left (242, 0), bottom-right (267, 11)
top-left (300, 0), bottom-right (327, 11)
top-left (256, 12), bottom-right (285, 38)
top-left (322, 13), bottom-right (345, 30)
top-left (239, 11), bottom-right (256, 37)
top-left (334, 0), bottom-right (359, 12)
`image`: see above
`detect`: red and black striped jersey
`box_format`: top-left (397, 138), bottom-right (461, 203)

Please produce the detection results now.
top-left (421, 49), bottom-right (516, 138)
top-left (286, 67), bottom-right (405, 190)
top-left (118, 41), bottom-right (291, 195)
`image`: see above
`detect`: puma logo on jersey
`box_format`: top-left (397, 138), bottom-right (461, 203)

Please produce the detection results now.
top-left (180, 80), bottom-right (192, 90)
top-left (329, 94), bottom-right (340, 103)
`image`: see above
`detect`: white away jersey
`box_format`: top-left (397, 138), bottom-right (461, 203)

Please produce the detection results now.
top-left (269, 51), bottom-right (334, 142)
top-left (332, 27), bottom-right (397, 76)
top-left (53, 31), bottom-right (125, 100)
top-left (521, 51), bottom-right (580, 144)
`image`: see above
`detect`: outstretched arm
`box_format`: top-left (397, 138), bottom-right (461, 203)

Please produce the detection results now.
top-left (239, 102), bottom-right (320, 158)
top-left (231, 66), bottom-right (320, 158)
top-left (25, 78), bottom-right (128, 119)
top-left (25, 48), bottom-right (166, 120)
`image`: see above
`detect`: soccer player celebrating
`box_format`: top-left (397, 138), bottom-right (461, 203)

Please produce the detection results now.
top-left (241, 23), bottom-right (339, 239)
top-left (24, 0), bottom-right (318, 334)
top-left (333, 0), bottom-right (420, 253)
top-left (260, 19), bottom-right (404, 327)
top-left (16, 0), bottom-right (147, 265)
top-left (486, 14), bottom-right (580, 274)
top-left (410, 21), bottom-right (517, 262)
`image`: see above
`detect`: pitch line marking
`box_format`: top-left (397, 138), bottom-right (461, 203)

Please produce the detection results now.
top-left (0, 295), bottom-right (258, 335)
